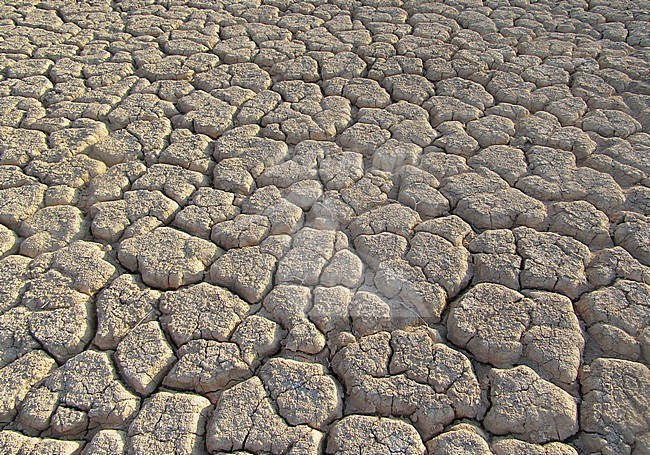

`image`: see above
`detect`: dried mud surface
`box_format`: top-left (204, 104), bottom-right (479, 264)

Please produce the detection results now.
top-left (0, 0), bottom-right (649, 454)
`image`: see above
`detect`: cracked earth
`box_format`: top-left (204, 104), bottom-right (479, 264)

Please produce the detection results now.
top-left (0, 0), bottom-right (648, 453)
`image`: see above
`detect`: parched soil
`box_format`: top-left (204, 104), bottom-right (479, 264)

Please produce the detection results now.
top-left (0, 0), bottom-right (648, 454)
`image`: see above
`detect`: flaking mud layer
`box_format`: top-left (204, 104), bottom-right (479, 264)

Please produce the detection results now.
top-left (0, 0), bottom-right (649, 454)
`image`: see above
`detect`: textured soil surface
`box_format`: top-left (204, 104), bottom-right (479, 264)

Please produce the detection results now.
top-left (0, 0), bottom-right (649, 454)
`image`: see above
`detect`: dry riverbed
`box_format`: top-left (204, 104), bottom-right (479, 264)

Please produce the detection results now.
top-left (0, 0), bottom-right (649, 453)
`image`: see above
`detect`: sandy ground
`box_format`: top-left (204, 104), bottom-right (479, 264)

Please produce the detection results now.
top-left (0, 0), bottom-right (649, 453)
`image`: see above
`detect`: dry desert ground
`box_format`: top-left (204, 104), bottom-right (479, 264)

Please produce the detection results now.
top-left (0, 0), bottom-right (649, 454)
